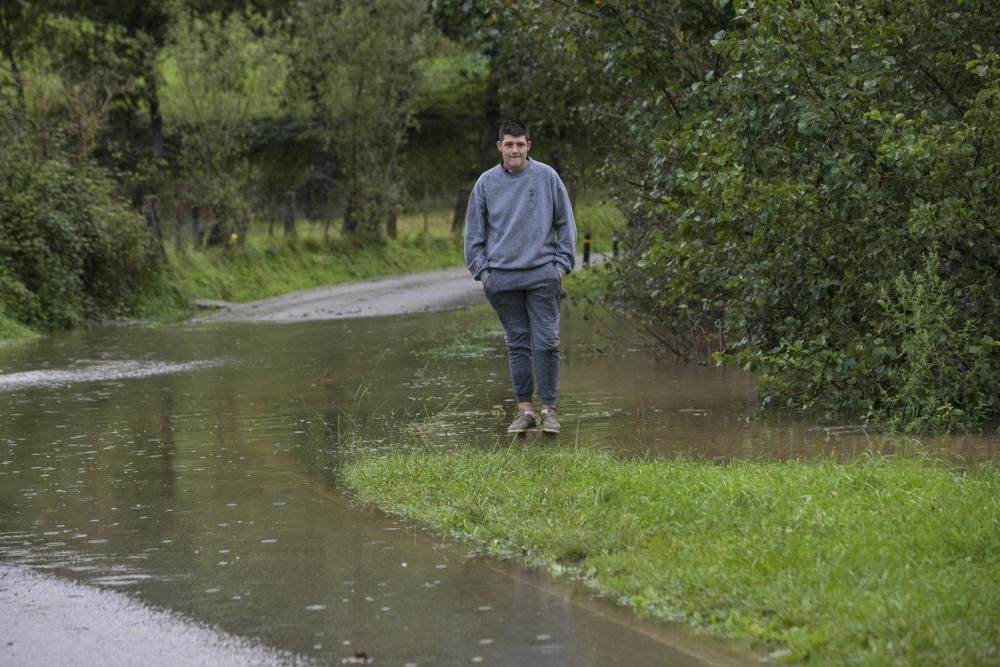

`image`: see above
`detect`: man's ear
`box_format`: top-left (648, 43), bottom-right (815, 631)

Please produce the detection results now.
top-left (496, 140), bottom-right (503, 151)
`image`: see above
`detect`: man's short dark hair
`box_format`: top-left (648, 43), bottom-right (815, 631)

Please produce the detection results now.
top-left (498, 121), bottom-right (529, 141)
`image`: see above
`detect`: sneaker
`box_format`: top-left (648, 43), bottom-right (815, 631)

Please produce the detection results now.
top-left (506, 411), bottom-right (536, 434)
top-left (539, 408), bottom-right (561, 434)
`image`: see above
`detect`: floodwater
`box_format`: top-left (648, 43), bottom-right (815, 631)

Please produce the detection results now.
top-left (1, 303), bottom-right (996, 665)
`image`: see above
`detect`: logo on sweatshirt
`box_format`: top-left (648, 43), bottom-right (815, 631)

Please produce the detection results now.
top-left (527, 188), bottom-right (537, 205)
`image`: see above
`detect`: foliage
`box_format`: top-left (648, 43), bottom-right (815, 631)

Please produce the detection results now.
top-left (343, 447), bottom-right (1000, 665)
top-left (292, 0), bottom-right (436, 240)
top-left (0, 307), bottom-right (34, 341)
top-left (483, 0), bottom-right (1000, 431)
top-left (0, 7), bottom-right (159, 334)
top-left (875, 252), bottom-right (994, 433)
top-left (401, 37), bottom-right (490, 199)
top-left (676, 1), bottom-right (1000, 431)
top-left (0, 142), bottom-right (154, 330)
top-left (162, 5), bottom-right (289, 241)
top-left (0, 8), bottom-right (140, 162)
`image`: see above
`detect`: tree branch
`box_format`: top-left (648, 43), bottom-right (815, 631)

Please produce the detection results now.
top-left (918, 64), bottom-right (966, 116)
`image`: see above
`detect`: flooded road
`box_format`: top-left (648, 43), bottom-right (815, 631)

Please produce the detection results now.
top-left (1, 298), bottom-right (996, 665)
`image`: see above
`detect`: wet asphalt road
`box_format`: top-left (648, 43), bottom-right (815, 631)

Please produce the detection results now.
top-left (0, 565), bottom-right (311, 666)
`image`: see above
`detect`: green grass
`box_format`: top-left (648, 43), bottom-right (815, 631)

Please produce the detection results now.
top-left (174, 234), bottom-right (460, 303)
top-left (137, 200), bottom-right (621, 322)
top-left (0, 309), bottom-right (36, 341)
top-left (340, 447), bottom-right (1000, 665)
top-left (136, 210), bottom-right (465, 321)
top-left (574, 198), bottom-right (625, 261)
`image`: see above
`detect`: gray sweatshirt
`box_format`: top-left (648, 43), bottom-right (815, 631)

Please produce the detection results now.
top-left (464, 159), bottom-right (577, 280)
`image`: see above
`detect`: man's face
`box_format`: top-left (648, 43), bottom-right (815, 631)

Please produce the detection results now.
top-left (497, 134), bottom-right (531, 173)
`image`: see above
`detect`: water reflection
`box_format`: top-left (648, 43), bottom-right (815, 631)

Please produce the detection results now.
top-left (0, 306), bottom-right (996, 665)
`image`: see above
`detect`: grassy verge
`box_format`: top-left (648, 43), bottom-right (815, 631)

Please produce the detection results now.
top-left (136, 199), bottom-right (620, 323)
top-left (340, 447), bottom-right (1000, 665)
top-left (0, 309), bottom-right (36, 342)
top-left (136, 232), bottom-right (464, 321)
top-left (134, 204), bottom-right (465, 322)
top-left (574, 198), bottom-right (625, 259)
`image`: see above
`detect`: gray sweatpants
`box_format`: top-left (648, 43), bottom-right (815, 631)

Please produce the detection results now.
top-left (482, 264), bottom-right (563, 405)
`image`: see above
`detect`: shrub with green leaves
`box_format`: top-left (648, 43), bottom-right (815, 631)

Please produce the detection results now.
top-left (667, 2), bottom-right (1000, 431)
top-left (0, 149), bottom-right (154, 330)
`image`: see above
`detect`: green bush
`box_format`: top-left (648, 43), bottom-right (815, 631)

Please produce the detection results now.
top-left (708, 5), bottom-right (999, 431)
top-left (875, 253), bottom-right (994, 433)
top-left (0, 150), bottom-right (155, 330)
top-left (623, 1), bottom-right (1000, 432)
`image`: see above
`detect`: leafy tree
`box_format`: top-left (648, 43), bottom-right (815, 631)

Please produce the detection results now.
top-left (293, 0), bottom-right (435, 239)
top-left (31, 1), bottom-right (294, 177)
top-left (161, 4), bottom-right (289, 243)
top-left (653, 0), bottom-right (1000, 431)
top-left (0, 0), bottom-right (36, 113)
top-left (41, 0), bottom-right (172, 163)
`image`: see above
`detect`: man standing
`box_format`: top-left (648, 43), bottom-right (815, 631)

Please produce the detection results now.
top-left (465, 121), bottom-right (577, 434)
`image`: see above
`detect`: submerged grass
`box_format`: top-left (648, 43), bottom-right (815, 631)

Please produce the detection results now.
top-left (340, 447), bottom-right (1000, 665)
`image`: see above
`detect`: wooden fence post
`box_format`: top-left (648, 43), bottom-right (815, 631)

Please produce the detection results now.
top-left (143, 195), bottom-right (166, 262)
top-left (284, 191), bottom-right (296, 236)
top-left (191, 206), bottom-right (203, 248)
top-left (238, 214), bottom-right (248, 247)
top-left (387, 204), bottom-right (398, 239)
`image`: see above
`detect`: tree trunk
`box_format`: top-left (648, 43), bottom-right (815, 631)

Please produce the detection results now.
top-left (146, 77), bottom-right (164, 159)
top-left (0, 6), bottom-right (26, 112)
top-left (386, 209), bottom-right (397, 239)
top-left (342, 196), bottom-right (358, 236)
top-left (191, 206), bottom-right (203, 248)
top-left (143, 195), bottom-right (167, 262)
top-left (284, 191), bottom-right (296, 236)
top-left (238, 214), bottom-right (248, 247)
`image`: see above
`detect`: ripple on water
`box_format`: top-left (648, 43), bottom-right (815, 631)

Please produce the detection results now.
top-left (0, 359), bottom-right (223, 391)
